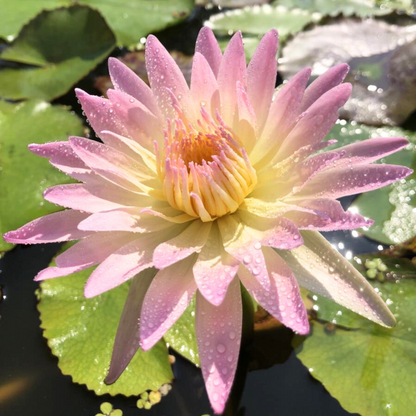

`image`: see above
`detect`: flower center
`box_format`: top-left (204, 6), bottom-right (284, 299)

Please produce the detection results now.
top-left (156, 110), bottom-right (257, 221)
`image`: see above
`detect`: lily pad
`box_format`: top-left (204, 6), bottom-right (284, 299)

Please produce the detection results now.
top-left (206, 4), bottom-right (321, 60)
top-left (0, 6), bottom-right (115, 101)
top-left (0, 0), bottom-right (193, 47)
top-left (297, 256), bottom-right (416, 416)
top-left (164, 298), bottom-right (200, 366)
top-left (325, 121), bottom-right (416, 245)
top-left (280, 19), bottom-right (416, 126)
top-left (38, 253), bottom-right (173, 396)
top-left (0, 100), bottom-right (84, 252)
top-left (273, 0), bottom-right (392, 17)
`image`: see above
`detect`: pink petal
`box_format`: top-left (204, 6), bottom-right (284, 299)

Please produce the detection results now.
top-left (190, 52), bottom-right (220, 117)
top-left (239, 247), bottom-right (309, 334)
top-left (193, 224), bottom-right (239, 306)
top-left (43, 182), bottom-right (148, 213)
top-left (140, 255), bottom-right (197, 350)
top-left (196, 276), bottom-right (242, 415)
top-left (329, 137), bottom-right (409, 168)
top-left (75, 89), bottom-right (127, 139)
top-left (28, 142), bottom-right (93, 182)
top-left (219, 215), bottom-right (270, 290)
top-left (36, 232), bottom-right (136, 281)
top-left (300, 63), bottom-right (349, 112)
top-left (217, 31), bottom-right (246, 125)
top-left (237, 211), bottom-right (304, 250)
top-left (278, 231), bottom-right (396, 327)
top-left (251, 67), bottom-right (311, 166)
top-left (78, 207), bottom-right (173, 233)
top-left (286, 198), bottom-right (373, 231)
top-left (106, 89), bottom-right (163, 151)
top-left (247, 29), bottom-right (278, 132)
top-left (195, 27), bottom-right (222, 78)
top-left (235, 81), bottom-right (257, 153)
top-left (108, 57), bottom-right (161, 119)
top-left (277, 83), bottom-right (352, 160)
top-left (140, 205), bottom-right (195, 224)
top-left (293, 164), bottom-right (413, 200)
top-left (69, 136), bottom-right (158, 194)
top-left (153, 220), bottom-right (212, 269)
top-left (84, 228), bottom-right (178, 298)
top-left (4, 210), bottom-right (89, 244)
top-left (106, 269), bottom-right (155, 384)
top-left (145, 35), bottom-right (193, 120)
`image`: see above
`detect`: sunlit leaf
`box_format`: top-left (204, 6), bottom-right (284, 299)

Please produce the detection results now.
top-left (325, 121), bottom-right (416, 245)
top-left (280, 19), bottom-right (416, 126)
top-left (0, 101), bottom-right (83, 252)
top-left (0, 6), bottom-right (115, 101)
top-left (207, 4), bottom-right (321, 61)
top-left (273, 0), bottom-right (392, 17)
top-left (0, 0), bottom-right (193, 47)
top-left (38, 251), bottom-right (173, 396)
top-left (164, 298), bottom-right (200, 366)
top-left (297, 256), bottom-right (416, 416)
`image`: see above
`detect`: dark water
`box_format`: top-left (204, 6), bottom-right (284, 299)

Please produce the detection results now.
top-left (0, 229), bottom-right (370, 416)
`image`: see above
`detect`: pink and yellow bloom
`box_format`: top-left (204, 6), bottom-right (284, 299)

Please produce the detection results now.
top-left (4, 28), bottom-right (411, 413)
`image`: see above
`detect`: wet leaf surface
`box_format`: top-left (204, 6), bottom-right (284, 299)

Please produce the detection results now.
top-left (280, 19), bottom-right (416, 126)
top-left (38, 249), bottom-right (173, 396)
top-left (0, 0), bottom-right (193, 47)
top-left (164, 298), bottom-right (200, 366)
top-left (0, 6), bottom-right (115, 101)
top-left (297, 254), bottom-right (416, 416)
top-left (0, 100), bottom-right (84, 252)
top-left (326, 121), bottom-right (416, 245)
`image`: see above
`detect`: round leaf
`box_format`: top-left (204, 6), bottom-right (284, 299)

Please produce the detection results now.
top-left (38, 255), bottom-right (173, 396)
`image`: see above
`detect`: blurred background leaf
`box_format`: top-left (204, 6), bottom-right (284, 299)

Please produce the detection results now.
top-left (0, 6), bottom-right (116, 101)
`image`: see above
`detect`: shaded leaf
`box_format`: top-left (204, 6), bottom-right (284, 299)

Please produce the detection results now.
top-left (0, 101), bottom-right (83, 252)
top-left (38, 250), bottom-right (173, 396)
top-left (0, 0), bottom-right (193, 47)
top-left (0, 6), bottom-right (115, 101)
top-left (326, 121), bottom-right (416, 245)
top-left (297, 259), bottom-right (416, 416)
top-left (280, 19), bottom-right (416, 126)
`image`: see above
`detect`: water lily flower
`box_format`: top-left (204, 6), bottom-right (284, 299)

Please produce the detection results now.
top-left (4, 28), bottom-right (411, 414)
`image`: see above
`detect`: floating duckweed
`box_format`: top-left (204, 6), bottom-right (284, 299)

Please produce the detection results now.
top-left (144, 402), bottom-right (152, 410)
top-left (111, 410), bottom-right (123, 416)
top-left (100, 403), bottom-right (113, 414)
top-left (377, 263), bottom-right (388, 272)
top-left (136, 399), bottom-right (144, 409)
top-left (365, 259), bottom-right (377, 269)
top-left (140, 391), bottom-right (149, 401)
top-left (366, 268), bottom-right (377, 279)
top-left (149, 390), bottom-right (162, 405)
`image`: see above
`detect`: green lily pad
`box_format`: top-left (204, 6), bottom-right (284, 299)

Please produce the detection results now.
top-left (207, 4), bottom-right (321, 61)
top-left (164, 298), bottom-right (200, 366)
top-left (297, 257), bottom-right (416, 416)
top-left (326, 121), bottom-right (416, 245)
top-left (0, 6), bottom-right (115, 101)
top-left (38, 253), bottom-right (173, 396)
top-left (273, 0), bottom-right (392, 17)
top-left (0, 0), bottom-right (193, 47)
top-left (0, 100), bottom-right (84, 252)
